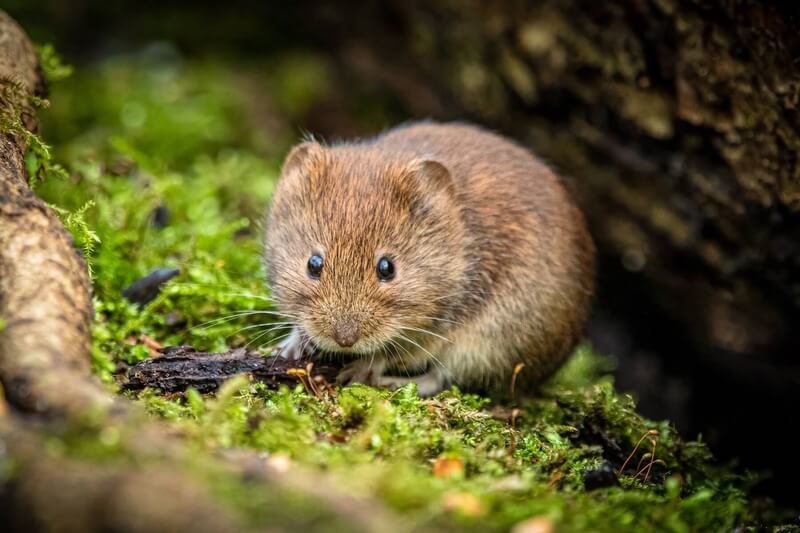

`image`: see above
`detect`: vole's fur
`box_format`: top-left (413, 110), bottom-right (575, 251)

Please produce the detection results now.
top-left (264, 121), bottom-right (595, 396)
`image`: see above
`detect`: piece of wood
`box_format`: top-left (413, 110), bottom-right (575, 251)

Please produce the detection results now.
top-left (121, 345), bottom-right (342, 393)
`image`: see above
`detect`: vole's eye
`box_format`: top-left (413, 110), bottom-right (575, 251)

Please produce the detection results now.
top-left (307, 254), bottom-right (324, 279)
top-left (376, 257), bottom-right (395, 281)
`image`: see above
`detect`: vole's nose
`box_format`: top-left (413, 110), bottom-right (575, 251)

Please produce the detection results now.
top-left (332, 320), bottom-right (359, 348)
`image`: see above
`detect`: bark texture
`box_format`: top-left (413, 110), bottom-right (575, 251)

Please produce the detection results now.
top-left (121, 345), bottom-right (341, 393)
top-left (0, 10), bottom-right (110, 416)
top-left (285, 0), bottom-right (800, 498)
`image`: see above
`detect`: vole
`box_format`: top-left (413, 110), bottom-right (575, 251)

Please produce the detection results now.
top-left (264, 121), bottom-right (595, 396)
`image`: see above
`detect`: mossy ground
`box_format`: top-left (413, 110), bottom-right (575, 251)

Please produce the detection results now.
top-left (31, 46), bottom-right (763, 531)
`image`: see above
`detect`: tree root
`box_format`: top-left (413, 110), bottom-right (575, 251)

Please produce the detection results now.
top-left (0, 9), bottom-right (395, 532)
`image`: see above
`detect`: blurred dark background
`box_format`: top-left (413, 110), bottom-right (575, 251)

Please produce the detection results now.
top-left (6, 0), bottom-right (800, 509)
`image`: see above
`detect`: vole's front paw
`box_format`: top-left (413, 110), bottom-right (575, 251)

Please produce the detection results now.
top-left (272, 328), bottom-right (313, 360)
top-left (378, 369), bottom-right (448, 397)
top-left (336, 358), bottom-right (386, 387)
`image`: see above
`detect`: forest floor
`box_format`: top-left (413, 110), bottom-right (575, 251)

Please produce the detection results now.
top-left (30, 45), bottom-right (783, 531)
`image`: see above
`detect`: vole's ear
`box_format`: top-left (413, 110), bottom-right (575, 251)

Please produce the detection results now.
top-left (281, 141), bottom-right (324, 177)
top-left (411, 159), bottom-right (453, 195)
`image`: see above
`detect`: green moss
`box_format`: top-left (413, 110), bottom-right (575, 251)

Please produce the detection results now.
top-left (0, 77), bottom-right (67, 186)
top-left (36, 43), bottom-right (74, 83)
top-left (34, 47), bottom-right (759, 531)
top-left (132, 356), bottom-right (749, 532)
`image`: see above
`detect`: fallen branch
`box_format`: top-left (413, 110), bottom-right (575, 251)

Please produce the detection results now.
top-left (120, 345), bottom-right (342, 393)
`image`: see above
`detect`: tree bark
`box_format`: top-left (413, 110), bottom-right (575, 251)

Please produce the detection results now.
top-left (0, 10), bottom-right (109, 417)
top-left (295, 0), bottom-right (800, 497)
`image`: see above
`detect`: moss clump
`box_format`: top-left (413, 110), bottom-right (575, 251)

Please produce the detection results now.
top-left (35, 47), bottom-right (759, 531)
top-left (134, 351), bottom-right (749, 532)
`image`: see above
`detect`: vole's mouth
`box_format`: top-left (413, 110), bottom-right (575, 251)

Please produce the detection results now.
top-left (315, 340), bottom-right (364, 355)
top-left (298, 322), bottom-right (384, 356)
top-left (306, 333), bottom-right (373, 356)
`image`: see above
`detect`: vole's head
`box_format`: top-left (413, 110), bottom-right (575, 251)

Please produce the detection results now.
top-left (264, 140), bottom-right (467, 355)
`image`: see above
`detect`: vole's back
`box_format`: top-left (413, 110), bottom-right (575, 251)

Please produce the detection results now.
top-left (376, 122), bottom-right (595, 389)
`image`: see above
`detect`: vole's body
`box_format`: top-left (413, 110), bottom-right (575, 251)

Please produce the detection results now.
top-left (265, 122), bottom-right (594, 395)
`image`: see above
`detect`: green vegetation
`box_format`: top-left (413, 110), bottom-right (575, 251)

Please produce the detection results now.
top-left (32, 47), bottom-right (757, 531)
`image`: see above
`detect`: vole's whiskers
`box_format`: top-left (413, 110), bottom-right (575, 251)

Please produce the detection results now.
top-left (245, 325), bottom-right (285, 350)
top-left (168, 282), bottom-right (275, 302)
top-left (409, 315), bottom-right (464, 327)
top-left (230, 321), bottom-right (295, 337)
top-left (238, 324), bottom-right (295, 350)
top-left (191, 309), bottom-right (297, 331)
top-left (396, 333), bottom-right (446, 372)
top-left (259, 330), bottom-right (293, 353)
top-left (397, 325), bottom-right (451, 343)
top-left (300, 333), bottom-right (314, 360)
top-left (386, 338), bottom-right (412, 377)
top-left (266, 334), bottom-right (295, 370)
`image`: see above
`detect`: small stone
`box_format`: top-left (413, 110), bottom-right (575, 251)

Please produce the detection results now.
top-left (122, 268), bottom-right (180, 305)
top-left (150, 204), bottom-right (170, 228)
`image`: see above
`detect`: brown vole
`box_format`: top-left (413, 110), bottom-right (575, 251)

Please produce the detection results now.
top-left (264, 121), bottom-right (595, 396)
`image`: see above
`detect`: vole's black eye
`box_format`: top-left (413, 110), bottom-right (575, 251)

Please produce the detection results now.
top-left (307, 254), bottom-right (324, 279)
top-left (376, 257), bottom-right (395, 281)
